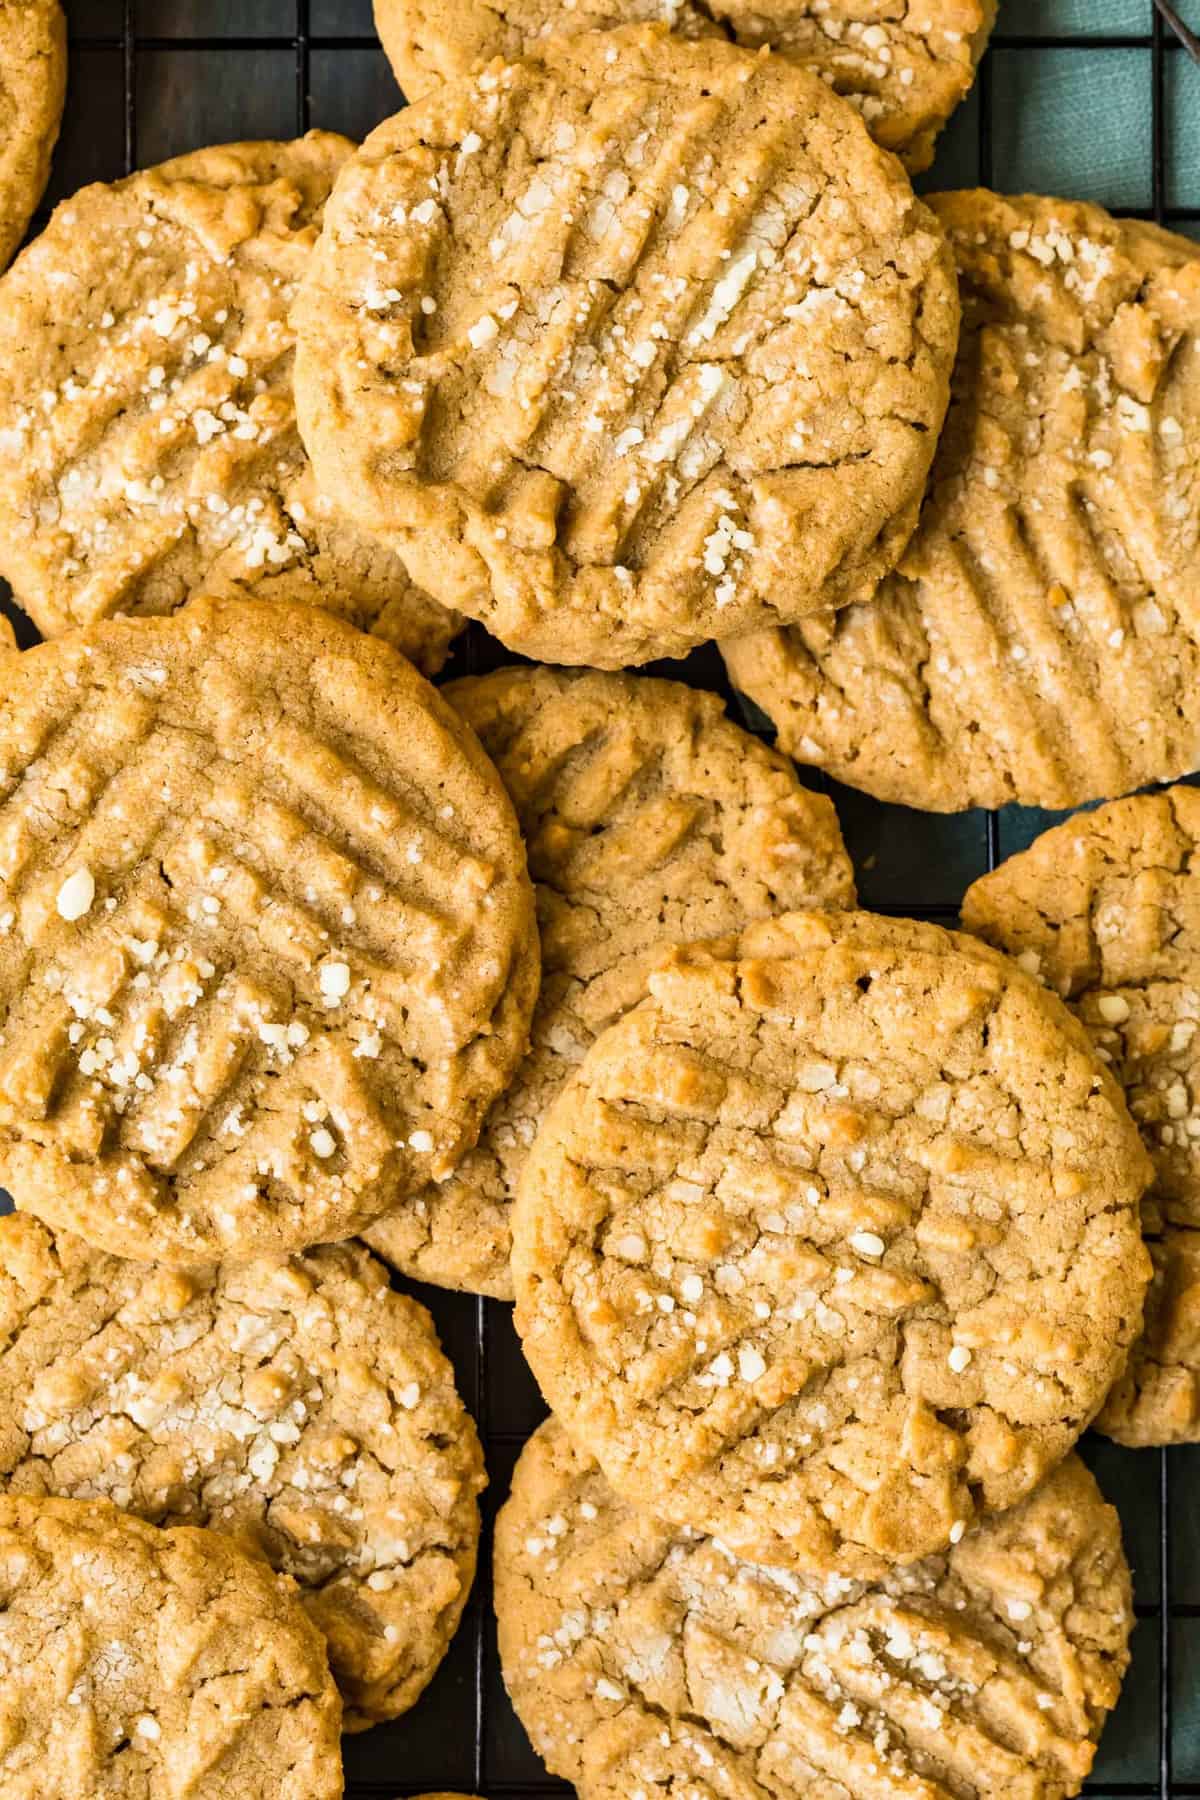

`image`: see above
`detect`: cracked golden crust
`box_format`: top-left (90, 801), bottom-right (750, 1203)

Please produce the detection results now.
top-left (496, 1419), bottom-right (1132, 1800)
top-left (0, 1217), bottom-right (484, 1729)
top-left (375, 0), bottom-right (994, 174)
top-left (0, 3), bottom-right (65, 273)
top-left (1097, 1225), bottom-right (1200, 1449)
top-left (0, 132), bottom-right (460, 671)
top-left (0, 1494), bottom-right (343, 1798)
top-left (0, 596), bottom-right (539, 1266)
top-left (725, 191), bottom-right (1200, 812)
top-left (512, 908), bottom-right (1151, 1576)
top-left (962, 786), bottom-right (1200, 1446)
top-left (365, 665), bottom-right (855, 1298)
top-left (293, 27), bottom-right (959, 667)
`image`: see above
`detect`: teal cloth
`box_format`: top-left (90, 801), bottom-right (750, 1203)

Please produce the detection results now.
top-left (922, 11), bottom-right (1198, 1792)
top-left (921, 0), bottom-right (1198, 216)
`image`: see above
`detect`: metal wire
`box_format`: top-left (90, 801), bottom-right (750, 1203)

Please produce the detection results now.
top-left (11, 4), bottom-right (1191, 1793)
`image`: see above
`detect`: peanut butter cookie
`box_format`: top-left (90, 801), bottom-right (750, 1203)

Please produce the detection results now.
top-left (0, 597), bottom-right (539, 1266)
top-left (0, 1217), bottom-right (485, 1728)
top-left (0, 132), bottom-right (459, 671)
top-left (375, 0), bottom-right (994, 174)
top-left (293, 27), bottom-right (959, 668)
top-left (963, 787), bottom-right (1200, 1446)
top-left (726, 192), bottom-right (1200, 812)
top-left (496, 1418), bottom-right (1132, 1800)
top-left (365, 666), bottom-right (855, 1298)
top-left (0, 1494), bottom-right (343, 1798)
top-left (0, 3), bottom-right (65, 272)
top-left (512, 909), bottom-right (1151, 1575)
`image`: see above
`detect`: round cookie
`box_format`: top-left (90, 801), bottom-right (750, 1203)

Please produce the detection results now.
top-left (0, 1494), bottom-right (343, 1798)
top-left (294, 27), bottom-right (960, 669)
top-left (963, 786), bottom-right (1200, 1447)
top-left (365, 666), bottom-right (855, 1298)
top-left (0, 1217), bottom-right (485, 1729)
top-left (0, 3), bottom-right (65, 272)
top-left (496, 1419), bottom-right (1132, 1800)
top-left (512, 908), bottom-right (1151, 1575)
top-left (725, 192), bottom-right (1200, 812)
top-left (375, 0), bottom-right (994, 174)
top-left (0, 597), bottom-right (539, 1266)
top-left (0, 132), bottom-right (460, 671)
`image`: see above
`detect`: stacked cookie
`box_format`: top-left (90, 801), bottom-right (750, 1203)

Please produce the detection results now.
top-left (0, 2), bottom-right (1190, 1795)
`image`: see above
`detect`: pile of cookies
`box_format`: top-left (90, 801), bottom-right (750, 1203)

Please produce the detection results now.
top-left (0, 0), bottom-right (1195, 1795)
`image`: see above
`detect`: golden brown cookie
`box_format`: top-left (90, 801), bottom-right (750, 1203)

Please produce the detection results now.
top-left (512, 908), bottom-right (1151, 1576)
top-left (0, 1217), bottom-right (485, 1729)
top-left (0, 3), bottom-right (65, 272)
top-left (0, 1494), bottom-right (343, 1798)
top-left (496, 1419), bottom-right (1132, 1800)
top-left (963, 786), bottom-right (1200, 1446)
top-left (0, 132), bottom-right (459, 671)
top-left (726, 192), bottom-right (1200, 812)
top-left (365, 666), bottom-right (855, 1297)
top-left (375, 0), bottom-right (994, 174)
top-left (0, 597), bottom-right (539, 1266)
top-left (294, 27), bottom-right (959, 668)
top-left (1098, 1226), bottom-right (1200, 1448)
top-left (0, 612), bottom-right (14, 653)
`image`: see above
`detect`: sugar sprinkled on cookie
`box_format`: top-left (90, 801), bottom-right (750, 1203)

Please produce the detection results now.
top-left (0, 597), bottom-right (539, 1266)
top-left (294, 27), bottom-right (959, 667)
top-left (512, 909), bottom-right (1151, 1573)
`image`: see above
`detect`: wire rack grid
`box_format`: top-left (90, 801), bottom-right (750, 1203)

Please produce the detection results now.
top-left (0, 1), bottom-right (1197, 1794)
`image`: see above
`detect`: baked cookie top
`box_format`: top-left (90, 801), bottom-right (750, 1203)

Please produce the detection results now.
top-left (365, 666), bottom-right (855, 1298)
top-left (0, 1494), bottom-right (343, 1798)
top-left (512, 909), bottom-right (1151, 1575)
top-left (962, 787), bottom-right (1200, 1450)
top-left (496, 1419), bottom-right (1132, 1800)
top-left (963, 789), bottom-right (1200, 1231)
top-left (375, 0), bottom-right (995, 174)
top-left (0, 597), bottom-right (539, 1266)
top-left (1096, 1226), bottom-right (1200, 1450)
top-left (294, 27), bottom-right (959, 668)
top-left (0, 2), bottom-right (65, 272)
top-left (725, 191), bottom-right (1200, 812)
top-left (0, 1217), bottom-right (485, 1729)
top-left (0, 131), bottom-right (459, 672)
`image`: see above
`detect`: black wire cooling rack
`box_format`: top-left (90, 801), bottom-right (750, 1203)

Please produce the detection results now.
top-left (0, 2), bottom-right (1197, 1794)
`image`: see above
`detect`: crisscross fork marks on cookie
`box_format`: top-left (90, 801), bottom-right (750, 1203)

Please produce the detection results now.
top-left (512, 911), bottom-right (1150, 1573)
top-left (725, 192), bottom-right (1200, 812)
top-left (496, 1422), bottom-right (1132, 1800)
top-left (294, 27), bottom-right (959, 666)
top-left (0, 133), bottom-right (461, 669)
top-left (0, 600), bottom-right (537, 1265)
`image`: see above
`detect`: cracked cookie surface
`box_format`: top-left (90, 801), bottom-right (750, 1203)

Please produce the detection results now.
top-left (0, 132), bottom-right (459, 670)
top-left (293, 27), bottom-right (959, 668)
top-left (0, 597), bottom-right (539, 1266)
top-left (512, 908), bottom-right (1150, 1575)
top-left (375, 0), bottom-right (994, 174)
top-left (725, 192), bottom-right (1200, 812)
top-left (365, 665), bottom-right (855, 1298)
top-left (0, 3), bottom-right (65, 273)
top-left (0, 1493), bottom-right (343, 1798)
top-left (963, 787), bottom-right (1200, 1447)
top-left (497, 1419), bottom-right (1132, 1800)
top-left (0, 1217), bottom-right (485, 1728)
